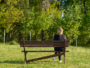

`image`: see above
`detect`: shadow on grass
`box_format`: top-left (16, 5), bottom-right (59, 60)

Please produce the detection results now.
top-left (39, 60), bottom-right (64, 64)
top-left (0, 60), bottom-right (53, 64)
top-left (27, 60), bottom-right (60, 64)
top-left (0, 61), bottom-right (24, 64)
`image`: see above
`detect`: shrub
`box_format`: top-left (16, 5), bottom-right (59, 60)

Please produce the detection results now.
top-left (9, 40), bottom-right (18, 45)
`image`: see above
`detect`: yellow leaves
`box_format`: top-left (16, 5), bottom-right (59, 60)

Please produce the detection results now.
top-left (6, 0), bottom-right (19, 5)
top-left (0, 0), bottom-right (24, 29)
top-left (48, 2), bottom-right (60, 15)
top-left (2, 9), bottom-right (5, 12)
top-left (72, 5), bottom-right (74, 7)
top-left (7, 1), bottom-right (10, 5)
top-left (0, 5), bottom-right (6, 12)
top-left (53, 1), bottom-right (59, 7)
top-left (13, 0), bottom-right (18, 4)
top-left (62, 9), bottom-right (66, 12)
top-left (20, 11), bottom-right (24, 16)
top-left (0, 11), bottom-right (3, 17)
top-left (10, 5), bottom-right (14, 10)
top-left (57, 11), bottom-right (62, 18)
top-left (7, 23), bottom-right (12, 29)
top-left (47, 2), bottom-right (62, 19)
top-left (7, 0), bottom-right (12, 5)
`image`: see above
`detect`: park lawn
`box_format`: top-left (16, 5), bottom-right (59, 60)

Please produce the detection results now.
top-left (0, 43), bottom-right (90, 68)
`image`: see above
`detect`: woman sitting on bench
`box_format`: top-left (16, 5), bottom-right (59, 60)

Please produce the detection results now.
top-left (53, 27), bottom-right (67, 63)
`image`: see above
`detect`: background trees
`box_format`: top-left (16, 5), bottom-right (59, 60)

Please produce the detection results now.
top-left (0, 0), bottom-right (90, 46)
top-left (0, 0), bottom-right (24, 42)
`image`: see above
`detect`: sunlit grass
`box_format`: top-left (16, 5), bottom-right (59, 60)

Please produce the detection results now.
top-left (0, 43), bottom-right (90, 68)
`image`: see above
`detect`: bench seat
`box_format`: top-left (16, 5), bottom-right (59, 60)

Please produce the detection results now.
top-left (22, 50), bottom-right (69, 52)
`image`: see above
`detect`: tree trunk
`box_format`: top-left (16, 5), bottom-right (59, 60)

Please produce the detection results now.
top-left (6, 32), bottom-right (10, 42)
top-left (41, 30), bottom-right (45, 40)
top-left (84, 0), bottom-right (86, 15)
top-left (34, 32), bottom-right (38, 40)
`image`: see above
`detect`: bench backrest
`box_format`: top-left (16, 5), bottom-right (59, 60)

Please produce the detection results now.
top-left (20, 40), bottom-right (69, 47)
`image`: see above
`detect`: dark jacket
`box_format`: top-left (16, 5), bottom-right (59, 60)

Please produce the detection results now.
top-left (54, 34), bottom-right (67, 51)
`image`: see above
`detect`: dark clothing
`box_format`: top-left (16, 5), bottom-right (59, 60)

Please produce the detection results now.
top-left (54, 34), bottom-right (67, 60)
top-left (54, 34), bottom-right (67, 51)
top-left (55, 52), bottom-right (61, 60)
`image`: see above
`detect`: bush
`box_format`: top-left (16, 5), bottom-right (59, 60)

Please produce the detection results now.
top-left (9, 40), bottom-right (18, 45)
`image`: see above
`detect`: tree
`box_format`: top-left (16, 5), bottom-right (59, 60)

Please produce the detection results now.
top-left (47, 2), bottom-right (82, 44)
top-left (0, 0), bottom-right (24, 41)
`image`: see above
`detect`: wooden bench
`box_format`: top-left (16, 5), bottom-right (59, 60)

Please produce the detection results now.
top-left (20, 40), bottom-right (69, 64)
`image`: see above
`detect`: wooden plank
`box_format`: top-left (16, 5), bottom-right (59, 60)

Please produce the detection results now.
top-left (20, 45), bottom-right (68, 47)
top-left (20, 41), bottom-right (53, 45)
top-left (22, 50), bottom-right (69, 52)
top-left (26, 53), bottom-right (64, 62)
top-left (20, 41), bottom-right (69, 45)
top-left (20, 40), bottom-right (69, 47)
top-left (20, 45), bottom-right (69, 47)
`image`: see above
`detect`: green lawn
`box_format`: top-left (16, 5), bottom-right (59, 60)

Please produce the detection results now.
top-left (0, 43), bottom-right (90, 68)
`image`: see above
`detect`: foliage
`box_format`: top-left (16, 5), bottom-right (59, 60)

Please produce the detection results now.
top-left (0, 0), bottom-right (90, 46)
top-left (9, 40), bottom-right (19, 45)
top-left (78, 10), bottom-right (90, 46)
top-left (0, 0), bottom-right (24, 32)
top-left (46, 3), bottom-right (82, 44)
top-left (0, 0), bottom-right (24, 41)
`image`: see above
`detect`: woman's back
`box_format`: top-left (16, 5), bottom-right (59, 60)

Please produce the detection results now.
top-left (54, 34), bottom-right (67, 41)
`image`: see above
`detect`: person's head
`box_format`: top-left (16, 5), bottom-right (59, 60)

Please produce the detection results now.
top-left (57, 27), bottom-right (63, 35)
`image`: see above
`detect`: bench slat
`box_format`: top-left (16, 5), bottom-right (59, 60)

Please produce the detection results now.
top-left (20, 40), bottom-right (69, 47)
top-left (22, 50), bottom-right (69, 52)
top-left (26, 53), bottom-right (65, 62)
top-left (21, 45), bottom-right (68, 47)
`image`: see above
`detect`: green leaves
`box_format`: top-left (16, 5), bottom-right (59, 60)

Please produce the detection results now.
top-left (0, 0), bottom-right (24, 30)
top-left (0, 0), bottom-right (90, 46)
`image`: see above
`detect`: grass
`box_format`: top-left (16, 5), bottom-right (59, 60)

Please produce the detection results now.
top-left (0, 43), bottom-right (90, 68)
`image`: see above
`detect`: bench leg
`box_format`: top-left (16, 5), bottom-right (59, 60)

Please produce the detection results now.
top-left (24, 52), bottom-right (27, 64)
top-left (24, 61), bottom-right (26, 65)
top-left (64, 55), bottom-right (65, 64)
